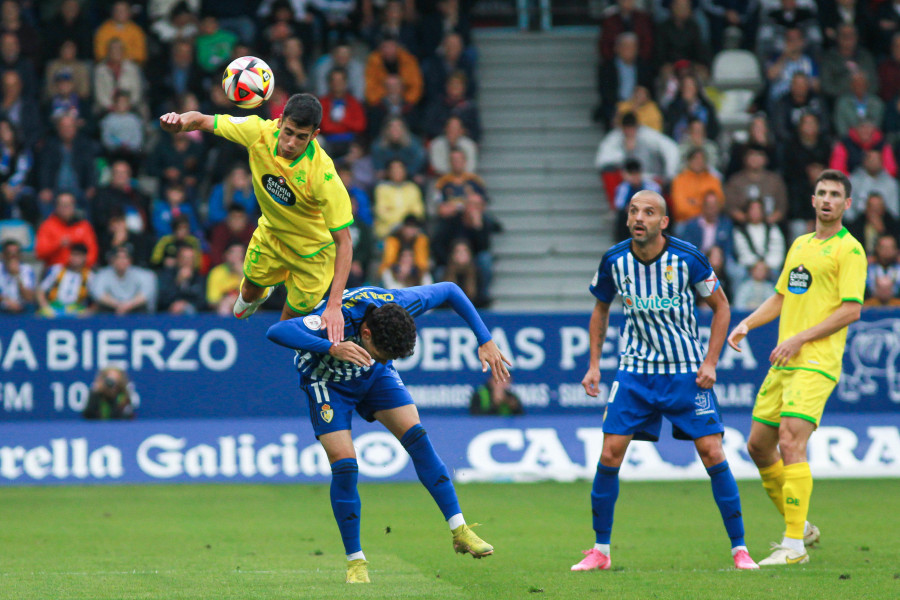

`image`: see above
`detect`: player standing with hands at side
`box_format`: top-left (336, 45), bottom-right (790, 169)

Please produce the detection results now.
top-left (159, 93), bottom-right (354, 343)
top-left (574, 191), bottom-right (758, 571)
top-left (727, 169), bottom-right (866, 566)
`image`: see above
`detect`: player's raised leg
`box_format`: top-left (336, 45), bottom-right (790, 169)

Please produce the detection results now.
top-left (233, 277), bottom-right (273, 319)
top-left (376, 404), bottom-right (493, 558)
top-left (319, 430), bottom-right (371, 583)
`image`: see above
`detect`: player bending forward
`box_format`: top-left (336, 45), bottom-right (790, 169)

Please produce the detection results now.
top-left (267, 282), bottom-right (512, 583)
top-left (574, 191), bottom-right (758, 571)
top-left (727, 169), bottom-right (866, 565)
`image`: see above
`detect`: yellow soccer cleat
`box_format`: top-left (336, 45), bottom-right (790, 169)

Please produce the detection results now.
top-left (345, 559), bottom-right (371, 583)
top-left (452, 524), bottom-right (494, 558)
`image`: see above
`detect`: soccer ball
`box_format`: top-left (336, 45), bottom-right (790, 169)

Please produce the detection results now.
top-left (222, 56), bottom-right (274, 109)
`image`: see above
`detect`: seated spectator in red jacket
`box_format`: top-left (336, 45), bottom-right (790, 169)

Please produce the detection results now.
top-left (829, 118), bottom-right (898, 177)
top-left (319, 66), bottom-right (367, 159)
top-left (35, 191), bottom-right (99, 268)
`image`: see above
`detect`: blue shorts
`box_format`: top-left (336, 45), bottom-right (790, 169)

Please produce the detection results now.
top-left (602, 370), bottom-right (725, 442)
top-left (301, 364), bottom-right (414, 437)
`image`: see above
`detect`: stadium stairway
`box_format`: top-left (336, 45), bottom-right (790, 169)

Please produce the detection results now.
top-left (475, 28), bottom-right (613, 311)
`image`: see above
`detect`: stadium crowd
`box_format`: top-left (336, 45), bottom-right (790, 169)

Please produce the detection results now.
top-left (594, 0), bottom-right (900, 310)
top-left (0, 0), bottom-right (497, 316)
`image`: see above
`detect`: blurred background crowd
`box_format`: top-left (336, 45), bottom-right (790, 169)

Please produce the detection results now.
top-left (0, 0), bottom-right (899, 318)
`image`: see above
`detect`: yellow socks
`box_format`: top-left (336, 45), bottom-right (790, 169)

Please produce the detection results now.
top-left (758, 459), bottom-right (785, 516)
top-left (782, 462), bottom-right (813, 539)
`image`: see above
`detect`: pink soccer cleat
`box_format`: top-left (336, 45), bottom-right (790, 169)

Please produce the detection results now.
top-left (571, 549), bottom-right (611, 571)
top-left (733, 549), bottom-right (760, 570)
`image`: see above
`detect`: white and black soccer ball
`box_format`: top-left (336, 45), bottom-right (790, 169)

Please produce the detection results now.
top-left (222, 56), bottom-right (274, 109)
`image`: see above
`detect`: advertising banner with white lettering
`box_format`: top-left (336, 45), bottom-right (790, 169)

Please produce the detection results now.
top-left (1, 310), bottom-right (900, 420)
top-left (1, 413), bottom-right (898, 486)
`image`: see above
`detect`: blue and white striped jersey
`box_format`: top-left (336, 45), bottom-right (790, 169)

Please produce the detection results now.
top-left (589, 236), bottom-right (720, 374)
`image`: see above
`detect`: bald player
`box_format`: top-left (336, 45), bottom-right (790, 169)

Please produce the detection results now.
top-left (571, 191), bottom-right (759, 571)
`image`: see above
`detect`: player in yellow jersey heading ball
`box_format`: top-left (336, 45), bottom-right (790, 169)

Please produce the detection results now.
top-left (160, 94), bottom-right (353, 342)
top-left (727, 169), bottom-right (867, 566)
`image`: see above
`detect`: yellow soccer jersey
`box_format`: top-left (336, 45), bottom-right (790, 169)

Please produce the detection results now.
top-left (213, 114), bottom-right (354, 257)
top-left (773, 227), bottom-right (867, 381)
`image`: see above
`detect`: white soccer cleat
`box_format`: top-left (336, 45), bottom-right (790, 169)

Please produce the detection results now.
top-left (758, 543), bottom-right (809, 566)
top-left (804, 523), bottom-right (820, 547)
top-left (233, 286), bottom-right (273, 319)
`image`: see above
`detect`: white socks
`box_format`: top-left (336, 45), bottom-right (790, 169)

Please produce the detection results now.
top-left (347, 551), bottom-right (366, 561)
top-left (781, 536), bottom-right (805, 553)
top-left (731, 545), bottom-right (748, 556)
top-left (447, 514), bottom-right (466, 530)
top-left (593, 543), bottom-right (610, 555)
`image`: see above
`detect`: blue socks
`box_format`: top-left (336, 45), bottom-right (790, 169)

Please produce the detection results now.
top-left (706, 460), bottom-right (746, 548)
top-left (591, 463), bottom-right (620, 545)
top-left (401, 424), bottom-right (462, 520)
top-left (330, 458), bottom-right (362, 555)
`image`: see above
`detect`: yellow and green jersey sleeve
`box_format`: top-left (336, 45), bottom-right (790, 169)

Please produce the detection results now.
top-left (774, 227), bottom-right (867, 381)
top-left (213, 114), bottom-right (264, 147)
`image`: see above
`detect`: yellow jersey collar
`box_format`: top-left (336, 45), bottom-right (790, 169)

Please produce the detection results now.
top-left (273, 131), bottom-right (316, 167)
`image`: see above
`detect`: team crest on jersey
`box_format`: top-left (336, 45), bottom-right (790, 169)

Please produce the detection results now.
top-left (320, 403), bottom-right (334, 423)
top-left (787, 264), bottom-right (813, 294)
top-left (262, 174), bottom-right (297, 206)
top-left (694, 391), bottom-right (715, 415)
top-left (303, 314), bottom-right (322, 330)
top-left (664, 265), bottom-right (674, 282)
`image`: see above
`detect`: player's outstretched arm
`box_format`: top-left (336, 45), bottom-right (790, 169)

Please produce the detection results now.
top-left (159, 111), bottom-right (215, 134)
top-left (320, 228), bottom-right (353, 344)
top-left (727, 292), bottom-right (784, 351)
top-left (582, 300), bottom-right (610, 397)
top-left (478, 340), bottom-right (512, 382)
top-left (698, 287), bottom-right (729, 389)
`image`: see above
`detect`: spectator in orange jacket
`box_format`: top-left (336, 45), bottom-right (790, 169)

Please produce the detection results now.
top-left (365, 35), bottom-right (423, 108)
top-left (93, 0), bottom-right (147, 65)
top-left (35, 192), bottom-right (99, 268)
top-left (319, 66), bottom-right (367, 159)
top-left (670, 147), bottom-right (724, 223)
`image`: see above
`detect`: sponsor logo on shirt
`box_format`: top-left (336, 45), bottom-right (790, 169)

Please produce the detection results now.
top-left (262, 174), bottom-right (297, 206)
top-left (787, 264), bottom-right (813, 294)
top-left (621, 294), bottom-right (682, 311)
top-left (664, 265), bottom-right (674, 282)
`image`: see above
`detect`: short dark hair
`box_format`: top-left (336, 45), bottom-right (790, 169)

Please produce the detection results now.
top-left (2, 239), bottom-right (20, 251)
top-left (282, 93), bottom-right (322, 130)
top-left (814, 168), bottom-right (852, 198)
top-left (366, 303), bottom-right (417, 360)
top-left (70, 242), bottom-right (89, 254)
top-left (624, 157), bottom-right (642, 172)
top-left (621, 112), bottom-right (638, 128)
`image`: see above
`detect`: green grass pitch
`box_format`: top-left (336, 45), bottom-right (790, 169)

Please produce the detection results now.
top-left (1, 479), bottom-right (898, 599)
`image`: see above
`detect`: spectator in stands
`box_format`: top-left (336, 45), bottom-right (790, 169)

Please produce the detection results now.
top-left (382, 247), bottom-right (433, 288)
top-left (441, 238), bottom-right (483, 306)
top-left (363, 0), bottom-right (418, 55)
top-left (152, 182), bottom-right (202, 238)
top-left (36, 114), bottom-right (96, 217)
top-left (100, 91), bottom-right (144, 167)
top-left (0, 118), bottom-right (36, 226)
top-left (0, 32), bottom-right (37, 98)
top-left (150, 215), bottom-right (203, 271)
top-left (596, 32), bottom-right (654, 129)
top-left (830, 118), bottom-right (897, 177)
top-left (732, 198), bottom-right (786, 274)
top-left (849, 191), bottom-right (899, 256)
top-left (379, 214), bottom-right (430, 281)
top-left (93, 38), bottom-right (144, 118)
top-left (207, 165), bottom-right (257, 228)
top-left (0, 239), bottom-right (33, 313)
top-left (149, 39), bottom-right (206, 115)
top-left (93, 0), bottom-right (147, 65)
top-left (45, 70), bottom-right (84, 123)
top-left (45, 0), bottom-right (93, 61)
top-left (258, 0), bottom-right (315, 69)
top-left (314, 43), bottom-right (366, 101)
top-left (612, 158), bottom-right (662, 242)
top-left (724, 144), bottom-right (788, 225)
top-left (91, 160), bottom-right (151, 240)
top-left (366, 72), bottom-right (418, 138)
top-left (849, 149), bottom-right (900, 224)
top-left (783, 112), bottom-right (831, 239)
top-left (875, 0), bottom-right (900, 55)
top-left (864, 275), bottom-right (900, 308)
top-left (0, 0), bottom-right (38, 60)
top-left (36, 242), bottom-right (93, 317)
top-left (656, 0), bottom-right (711, 80)
top-left (269, 36), bottom-right (310, 95)
top-left (469, 375), bottom-right (523, 416)
top-left (701, 0), bottom-right (760, 52)
top-left (35, 192), bottom-right (98, 269)
top-left (723, 110), bottom-right (778, 179)
top-left (365, 35), bottom-right (423, 110)
top-left (157, 244), bottom-right (206, 315)
top-left (346, 194), bottom-right (375, 287)
top-left (0, 71), bottom-right (40, 149)
top-left (595, 112), bottom-right (680, 183)
top-left (770, 72), bottom-right (830, 143)
top-left (83, 366), bottom-right (134, 420)
top-left (43, 40), bottom-right (91, 104)
top-left (878, 32), bottom-right (900, 103)
top-left (599, 0), bottom-right (654, 63)
top-left (833, 72), bottom-right (884, 138)
top-left (207, 241), bottom-right (244, 316)
top-left (819, 0), bottom-right (871, 50)
top-left (422, 32), bottom-right (476, 104)
top-left (337, 163), bottom-right (373, 226)
top-left (98, 207), bottom-right (151, 268)
top-left (676, 191), bottom-right (735, 258)
top-left (758, 0), bottom-right (821, 58)
top-left (147, 130), bottom-right (206, 195)
top-left (820, 23), bottom-right (877, 102)
top-left (208, 203), bottom-right (255, 267)
top-left (371, 117), bottom-right (426, 181)
top-left (733, 260), bottom-right (774, 310)
top-left (149, 1), bottom-right (199, 44)
top-left (434, 147), bottom-right (487, 213)
top-left (665, 73), bottom-right (719, 143)
top-left (428, 115), bottom-right (478, 176)
top-left (422, 71), bottom-right (481, 141)
top-left (317, 0), bottom-right (357, 54)
top-left (319, 67), bottom-right (368, 159)
top-left (678, 118), bottom-right (720, 172)
top-left (195, 15), bottom-right (238, 74)
top-left (764, 27), bottom-right (819, 110)
top-left (91, 244), bottom-right (156, 315)
top-left (867, 234), bottom-right (900, 298)
top-left (373, 159), bottom-right (425, 239)
top-left (670, 147), bottom-right (724, 223)
top-left (614, 85), bottom-right (663, 132)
